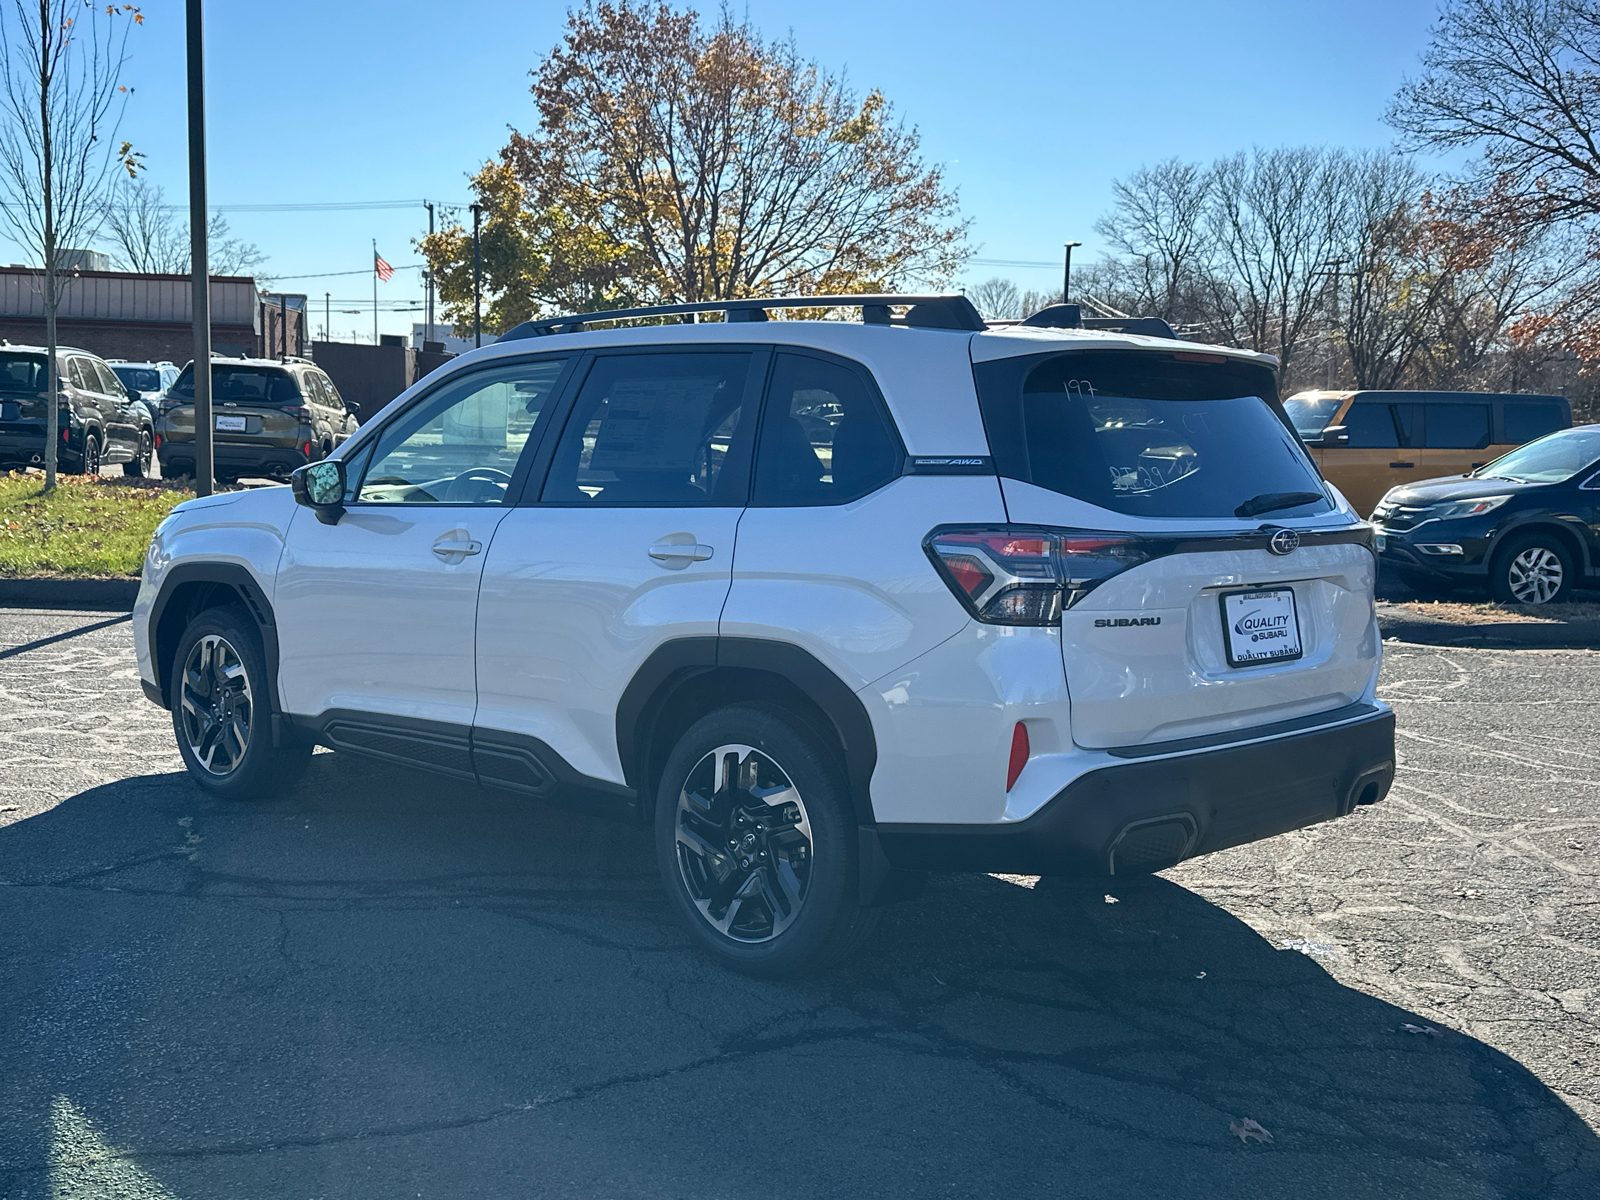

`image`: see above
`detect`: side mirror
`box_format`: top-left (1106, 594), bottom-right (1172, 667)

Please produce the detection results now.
top-left (1320, 425), bottom-right (1350, 448)
top-left (345, 400), bottom-right (361, 415)
top-left (290, 459), bottom-right (346, 525)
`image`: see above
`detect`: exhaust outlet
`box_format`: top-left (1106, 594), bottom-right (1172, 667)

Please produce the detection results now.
top-left (1108, 813), bottom-right (1197, 875)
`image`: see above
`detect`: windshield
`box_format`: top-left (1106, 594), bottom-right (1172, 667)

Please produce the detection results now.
top-left (0, 351), bottom-right (48, 394)
top-left (1283, 396), bottom-right (1344, 440)
top-left (170, 365), bottom-right (301, 405)
top-left (112, 366), bottom-right (161, 394)
top-left (974, 350), bottom-right (1331, 520)
top-left (1475, 426), bottom-right (1600, 484)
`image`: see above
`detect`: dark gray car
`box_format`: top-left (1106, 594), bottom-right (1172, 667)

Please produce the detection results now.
top-left (0, 344), bottom-right (153, 475)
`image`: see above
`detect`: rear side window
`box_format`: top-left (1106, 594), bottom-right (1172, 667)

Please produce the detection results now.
top-left (66, 358), bottom-right (89, 390)
top-left (1504, 399), bottom-right (1567, 444)
top-left (973, 350), bottom-right (1330, 520)
top-left (541, 352), bottom-right (756, 506)
top-left (1424, 402), bottom-right (1491, 449)
top-left (752, 352), bottom-right (901, 505)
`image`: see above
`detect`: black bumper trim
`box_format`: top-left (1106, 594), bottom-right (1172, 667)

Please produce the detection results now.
top-left (1106, 701), bottom-right (1378, 759)
top-left (876, 709), bottom-right (1395, 877)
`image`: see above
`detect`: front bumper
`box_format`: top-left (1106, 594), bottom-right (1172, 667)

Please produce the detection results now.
top-left (1374, 520), bottom-right (1494, 580)
top-left (875, 705), bottom-right (1395, 876)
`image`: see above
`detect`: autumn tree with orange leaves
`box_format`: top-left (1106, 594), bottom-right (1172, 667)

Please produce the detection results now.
top-left (421, 1), bottom-right (968, 334)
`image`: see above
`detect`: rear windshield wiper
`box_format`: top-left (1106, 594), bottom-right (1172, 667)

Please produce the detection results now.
top-left (1234, 490), bottom-right (1326, 519)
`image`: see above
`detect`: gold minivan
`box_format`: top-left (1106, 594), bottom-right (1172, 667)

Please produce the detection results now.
top-left (1284, 390), bottom-right (1572, 518)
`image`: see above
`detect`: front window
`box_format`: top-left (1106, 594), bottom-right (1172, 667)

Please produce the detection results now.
top-left (1475, 427), bottom-right (1600, 485)
top-left (974, 350), bottom-right (1331, 520)
top-left (1284, 395), bottom-right (1343, 440)
top-left (112, 366), bottom-right (162, 394)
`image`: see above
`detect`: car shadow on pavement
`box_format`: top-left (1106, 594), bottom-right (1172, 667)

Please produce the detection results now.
top-left (2, 750), bottom-right (1596, 1200)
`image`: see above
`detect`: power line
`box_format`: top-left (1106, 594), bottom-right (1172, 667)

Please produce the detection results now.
top-left (970, 256), bottom-right (1060, 269)
top-left (266, 263), bottom-right (424, 281)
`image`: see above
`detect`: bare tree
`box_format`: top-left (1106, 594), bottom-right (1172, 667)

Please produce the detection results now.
top-left (967, 276), bottom-right (1021, 320)
top-left (1208, 147), bottom-right (1354, 377)
top-left (1094, 158), bottom-right (1213, 319)
top-left (0, 1), bottom-right (140, 489)
top-left (106, 179), bottom-right (267, 277)
top-left (1389, 0), bottom-right (1600, 225)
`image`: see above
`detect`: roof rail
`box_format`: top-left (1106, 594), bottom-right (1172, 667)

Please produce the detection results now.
top-left (1019, 303), bottom-right (1178, 341)
top-left (499, 293), bottom-right (986, 340)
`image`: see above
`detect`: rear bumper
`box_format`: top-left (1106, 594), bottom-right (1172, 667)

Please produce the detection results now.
top-left (0, 431), bottom-right (86, 468)
top-left (875, 705), bottom-right (1395, 876)
top-left (159, 441), bottom-right (310, 477)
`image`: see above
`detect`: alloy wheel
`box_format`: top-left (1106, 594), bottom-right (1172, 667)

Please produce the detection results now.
top-left (674, 743), bottom-right (813, 943)
top-left (1507, 546), bottom-right (1564, 604)
top-left (178, 634), bottom-right (253, 775)
top-left (83, 436), bottom-right (100, 476)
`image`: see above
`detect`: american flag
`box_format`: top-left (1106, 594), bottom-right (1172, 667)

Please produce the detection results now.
top-left (374, 252), bottom-right (394, 282)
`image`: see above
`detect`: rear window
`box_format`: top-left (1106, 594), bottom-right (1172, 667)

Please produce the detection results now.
top-left (973, 350), bottom-right (1331, 520)
top-left (170, 365), bottom-right (302, 404)
top-left (1504, 399), bottom-right (1568, 444)
top-left (0, 352), bottom-right (46, 394)
top-left (112, 366), bottom-right (162, 394)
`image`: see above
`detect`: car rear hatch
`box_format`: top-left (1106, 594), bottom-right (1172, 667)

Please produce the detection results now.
top-left (0, 351), bottom-right (51, 437)
top-left (964, 340), bottom-right (1380, 750)
top-left (163, 364), bottom-right (305, 445)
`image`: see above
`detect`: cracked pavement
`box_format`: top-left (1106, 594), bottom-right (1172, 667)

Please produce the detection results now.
top-left (0, 608), bottom-right (1597, 1199)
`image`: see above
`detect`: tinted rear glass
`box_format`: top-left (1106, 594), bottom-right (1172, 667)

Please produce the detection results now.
top-left (973, 350), bottom-right (1331, 520)
top-left (112, 366), bottom-right (161, 394)
top-left (0, 352), bottom-right (47, 394)
top-left (1424, 403), bottom-right (1491, 449)
top-left (170, 365), bottom-right (301, 404)
top-left (1504, 399), bottom-right (1568, 444)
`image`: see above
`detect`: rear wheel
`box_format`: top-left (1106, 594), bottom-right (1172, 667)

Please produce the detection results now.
top-left (122, 429), bottom-right (152, 477)
top-left (654, 704), bottom-right (877, 976)
top-left (1491, 533), bottom-right (1575, 605)
top-left (170, 605), bottom-right (310, 798)
top-left (71, 433), bottom-right (100, 476)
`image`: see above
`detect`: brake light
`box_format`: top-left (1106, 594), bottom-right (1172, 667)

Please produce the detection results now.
top-left (285, 406), bottom-right (314, 420)
top-left (1006, 722), bottom-right (1029, 792)
top-left (924, 525), bottom-right (1153, 625)
top-left (302, 441), bottom-right (313, 457)
top-left (153, 433), bottom-right (161, 449)
top-left (61, 425), bottom-right (68, 441)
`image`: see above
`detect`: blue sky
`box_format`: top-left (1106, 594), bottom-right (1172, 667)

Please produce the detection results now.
top-left (6, 0), bottom-right (1449, 340)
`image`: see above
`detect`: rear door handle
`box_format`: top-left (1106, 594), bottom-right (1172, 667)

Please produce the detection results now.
top-left (432, 532), bottom-right (483, 560)
top-left (649, 539), bottom-right (714, 564)
top-left (1389, 462), bottom-right (1414, 469)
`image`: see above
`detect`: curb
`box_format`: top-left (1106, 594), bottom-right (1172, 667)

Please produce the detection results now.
top-left (0, 577), bottom-right (138, 611)
top-left (1378, 612), bottom-right (1600, 650)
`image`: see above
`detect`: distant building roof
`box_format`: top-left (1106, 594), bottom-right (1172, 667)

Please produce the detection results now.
top-left (0, 265), bottom-right (260, 328)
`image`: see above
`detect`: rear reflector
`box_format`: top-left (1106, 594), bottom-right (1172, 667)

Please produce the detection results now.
top-left (1006, 722), bottom-right (1029, 792)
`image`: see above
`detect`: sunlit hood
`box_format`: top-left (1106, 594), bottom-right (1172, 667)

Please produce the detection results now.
top-left (1386, 475), bottom-right (1541, 505)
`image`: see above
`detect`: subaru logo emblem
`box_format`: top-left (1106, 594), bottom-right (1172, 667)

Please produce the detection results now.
top-left (1268, 528), bottom-right (1300, 556)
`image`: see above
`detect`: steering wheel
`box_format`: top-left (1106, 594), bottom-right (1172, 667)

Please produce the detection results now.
top-left (445, 466), bottom-right (513, 503)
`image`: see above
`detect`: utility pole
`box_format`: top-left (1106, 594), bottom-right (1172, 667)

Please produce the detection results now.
top-left (471, 202), bottom-right (482, 348)
top-left (324, 291), bottom-right (330, 343)
top-left (372, 237), bottom-right (379, 345)
top-left (424, 201), bottom-right (434, 343)
top-left (1063, 241), bottom-right (1082, 305)
top-left (186, 0), bottom-right (213, 496)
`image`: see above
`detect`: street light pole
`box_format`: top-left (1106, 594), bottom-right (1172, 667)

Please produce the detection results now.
top-left (424, 201), bottom-right (434, 344)
top-left (186, 0), bottom-right (213, 496)
top-left (1063, 241), bottom-right (1082, 305)
top-left (471, 202), bottom-right (482, 348)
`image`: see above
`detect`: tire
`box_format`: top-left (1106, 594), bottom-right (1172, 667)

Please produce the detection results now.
top-left (71, 433), bottom-right (100, 477)
top-left (169, 605), bottom-right (311, 799)
top-left (654, 703), bottom-right (879, 977)
top-left (122, 430), bottom-right (152, 478)
top-left (1490, 533), bottom-right (1575, 605)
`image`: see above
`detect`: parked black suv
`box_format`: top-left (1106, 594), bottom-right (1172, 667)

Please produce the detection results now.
top-left (0, 343), bottom-right (154, 475)
top-left (156, 358), bottom-right (360, 482)
top-left (1372, 425), bottom-right (1600, 603)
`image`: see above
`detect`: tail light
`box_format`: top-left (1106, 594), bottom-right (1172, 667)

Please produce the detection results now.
top-left (302, 441), bottom-right (313, 457)
top-left (924, 525), bottom-right (1153, 625)
top-left (285, 406), bottom-right (314, 421)
top-left (153, 433), bottom-right (161, 449)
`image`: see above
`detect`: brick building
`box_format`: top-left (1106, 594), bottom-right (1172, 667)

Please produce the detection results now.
top-left (0, 266), bottom-right (262, 362)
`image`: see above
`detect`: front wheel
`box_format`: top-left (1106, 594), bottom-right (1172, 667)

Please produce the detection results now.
top-left (1491, 534), bottom-right (1575, 605)
top-left (654, 704), bottom-right (878, 976)
top-left (170, 605), bottom-right (310, 799)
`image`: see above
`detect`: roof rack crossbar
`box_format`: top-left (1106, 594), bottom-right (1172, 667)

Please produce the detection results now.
top-left (499, 293), bottom-right (985, 340)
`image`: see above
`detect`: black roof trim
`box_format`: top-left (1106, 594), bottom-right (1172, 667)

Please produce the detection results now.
top-left (1018, 303), bottom-right (1178, 340)
top-left (498, 294), bottom-right (986, 340)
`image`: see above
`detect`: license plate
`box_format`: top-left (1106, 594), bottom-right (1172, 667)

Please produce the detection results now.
top-left (214, 415), bottom-right (247, 432)
top-left (1220, 587), bottom-right (1303, 667)
top-left (1374, 532), bottom-right (1387, 552)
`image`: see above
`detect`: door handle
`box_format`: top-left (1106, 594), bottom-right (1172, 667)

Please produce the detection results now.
top-left (432, 532), bottom-right (482, 560)
top-left (1389, 462), bottom-right (1414, 469)
top-left (649, 539), bottom-right (714, 564)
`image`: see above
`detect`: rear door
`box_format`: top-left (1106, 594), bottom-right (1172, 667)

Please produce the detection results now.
top-left (973, 345), bottom-right (1380, 751)
top-left (472, 348), bottom-right (761, 790)
top-left (1415, 399), bottom-right (1494, 482)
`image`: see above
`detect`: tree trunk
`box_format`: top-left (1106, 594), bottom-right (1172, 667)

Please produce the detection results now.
top-left (39, 0), bottom-right (57, 492)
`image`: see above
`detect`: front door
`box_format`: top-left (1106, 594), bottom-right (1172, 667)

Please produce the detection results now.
top-left (1322, 398), bottom-right (1423, 517)
top-left (273, 357), bottom-right (570, 756)
top-left (473, 348), bottom-right (763, 791)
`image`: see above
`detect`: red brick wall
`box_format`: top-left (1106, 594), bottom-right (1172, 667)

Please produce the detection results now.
top-left (0, 319), bottom-right (258, 364)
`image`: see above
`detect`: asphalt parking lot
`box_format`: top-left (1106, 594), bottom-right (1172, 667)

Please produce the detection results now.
top-left (1, 609), bottom-right (1596, 1199)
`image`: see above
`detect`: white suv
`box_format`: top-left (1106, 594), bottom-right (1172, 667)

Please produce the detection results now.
top-left (134, 294), bottom-right (1394, 975)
